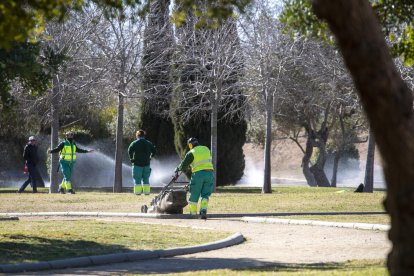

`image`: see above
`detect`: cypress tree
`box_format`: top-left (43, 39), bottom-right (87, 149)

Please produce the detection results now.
top-left (172, 17), bottom-right (247, 186)
top-left (139, 0), bottom-right (175, 156)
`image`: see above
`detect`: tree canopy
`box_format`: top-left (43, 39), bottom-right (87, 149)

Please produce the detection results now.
top-left (0, 0), bottom-right (149, 50)
top-left (280, 0), bottom-right (414, 66)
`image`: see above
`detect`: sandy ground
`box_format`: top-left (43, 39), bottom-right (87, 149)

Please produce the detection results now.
top-left (33, 216), bottom-right (391, 275)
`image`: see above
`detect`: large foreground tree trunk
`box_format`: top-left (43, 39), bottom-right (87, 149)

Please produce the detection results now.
top-left (313, 1), bottom-right (414, 274)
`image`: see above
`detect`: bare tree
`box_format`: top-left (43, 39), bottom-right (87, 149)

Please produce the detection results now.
top-left (90, 7), bottom-right (145, 192)
top-left (240, 2), bottom-right (294, 193)
top-left (275, 37), bottom-right (362, 187)
top-left (41, 10), bottom-right (111, 192)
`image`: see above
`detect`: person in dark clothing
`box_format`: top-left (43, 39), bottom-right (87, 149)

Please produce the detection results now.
top-left (48, 131), bottom-right (94, 194)
top-left (18, 136), bottom-right (40, 193)
top-left (128, 130), bottom-right (156, 195)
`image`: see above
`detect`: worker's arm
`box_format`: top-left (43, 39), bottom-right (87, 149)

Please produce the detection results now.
top-left (75, 144), bottom-right (91, 153)
top-left (175, 152), bottom-right (194, 172)
top-left (48, 142), bottom-right (64, 154)
top-left (23, 145), bottom-right (29, 160)
top-left (128, 141), bottom-right (135, 162)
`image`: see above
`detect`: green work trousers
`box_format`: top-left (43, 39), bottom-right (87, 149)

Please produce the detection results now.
top-left (188, 170), bottom-right (214, 204)
top-left (132, 165), bottom-right (152, 195)
top-left (60, 160), bottom-right (75, 183)
top-left (59, 159), bottom-right (75, 190)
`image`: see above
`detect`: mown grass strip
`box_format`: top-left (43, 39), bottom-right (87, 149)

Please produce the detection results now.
top-left (0, 187), bottom-right (387, 224)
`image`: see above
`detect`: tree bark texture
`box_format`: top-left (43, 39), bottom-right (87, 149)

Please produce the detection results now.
top-left (364, 127), bottom-right (375, 193)
top-left (263, 88), bottom-right (273, 193)
top-left (309, 141), bottom-right (330, 187)
top-left (49, 75), bottom-right (60, 194)
top-left (211, 83), bottom-right (218, 192)
top-left (313, 0), bottom-right (414, 274)
top-left (113, 93), bottom-right (124, 193)
top-left (330, 150), bottom-right (341, 187)
top-left (302, 135), bottom-right (317, 186)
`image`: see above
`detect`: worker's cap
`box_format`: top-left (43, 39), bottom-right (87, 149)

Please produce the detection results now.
top-left (187, 137), bottom-right (198, 145)
top-left (28, 136), bottom-right (36, 141)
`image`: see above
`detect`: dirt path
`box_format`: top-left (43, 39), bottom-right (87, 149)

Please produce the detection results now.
top-left (36, 217), bottom-right (390, 275)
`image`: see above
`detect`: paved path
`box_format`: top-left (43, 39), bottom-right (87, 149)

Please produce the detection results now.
top-left (33, 216), bottom-right (390, 275)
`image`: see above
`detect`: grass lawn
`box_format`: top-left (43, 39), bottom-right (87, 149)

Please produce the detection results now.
top-left (0, 219), bottom-right (230, 264)
top-left (0, 187), bottom-right (388, 274)
top-left (0, 186), bottom-right (388, 224)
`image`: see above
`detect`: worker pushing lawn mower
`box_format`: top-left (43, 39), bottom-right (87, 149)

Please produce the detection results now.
top-left (141, 137), bottom-right (214, 219)
top-left (175, 137), bottom-right (214, 219)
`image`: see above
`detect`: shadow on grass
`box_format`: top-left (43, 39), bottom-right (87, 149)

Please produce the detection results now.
top-left (73, 257), bottom-right (384, 274)
top-left (236, 261), bottom-right (381, 273)
top-left (0, 234), bottom-right (130, 264)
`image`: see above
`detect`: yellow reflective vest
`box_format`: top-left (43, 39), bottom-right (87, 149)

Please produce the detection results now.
top-left (60, 140), bottom-right (77, 161)
top-left (190, 146), bottom-right (214, 173)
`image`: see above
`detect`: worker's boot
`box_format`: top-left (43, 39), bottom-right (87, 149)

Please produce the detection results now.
top-left (58, 186), bottom-right (65, 194)
top-left (200, 209), bottom-right (207, 220)
top-left (68, 189), bottom-right (75, 194)
top-left (200, 198), bottom-right (208, 219)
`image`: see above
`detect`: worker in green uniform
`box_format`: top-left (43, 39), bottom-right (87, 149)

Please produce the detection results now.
top-left (48, 131), bottom-right (94, 194)
top-left (175, 137), bottom-right (214, 219)
top-left (128, 130), bottom-right (156, 195)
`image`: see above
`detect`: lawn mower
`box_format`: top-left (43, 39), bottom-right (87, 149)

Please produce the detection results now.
top-left (141, 172), bottom-right (188, 214)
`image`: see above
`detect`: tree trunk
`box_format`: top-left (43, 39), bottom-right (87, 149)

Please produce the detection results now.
top-left (310, 165), bottom-right (330, 187)
top-left (313, 1), bottom-right (414, 274)
top-left (310, 142), bottom-right (330, 187)
top-left (262, 88), bottom-right (273, 194)
top-left (331, 150), bottom-right (341, 187)
top-left (364, 127), bottom-right (375, 193)
top-left (302, 135), bottom-right (317, 186)
top-left (211, 83), bottom-right (219, 192)
top-left (49, 75), bottom-right (60, 193)
top-left (113, 93), bottom-right (124, 193)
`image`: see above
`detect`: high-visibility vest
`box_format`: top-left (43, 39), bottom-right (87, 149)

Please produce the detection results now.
top-left (60, 140), bottom-right (77, 161)
top-left (190, 146), bottom-right (214, 173)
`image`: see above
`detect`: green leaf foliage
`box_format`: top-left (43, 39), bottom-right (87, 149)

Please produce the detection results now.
top-left (279, 0), bottom-right (330, 42)
top-left (0, 0), bottom-right (148, 50)
top-left (280, 0), bottom-right (414, 66)
top-left (173, 0), bottom-right (251, 28)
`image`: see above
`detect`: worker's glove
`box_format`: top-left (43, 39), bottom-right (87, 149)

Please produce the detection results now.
top-left (174, 167), bottom-right (180, 173)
